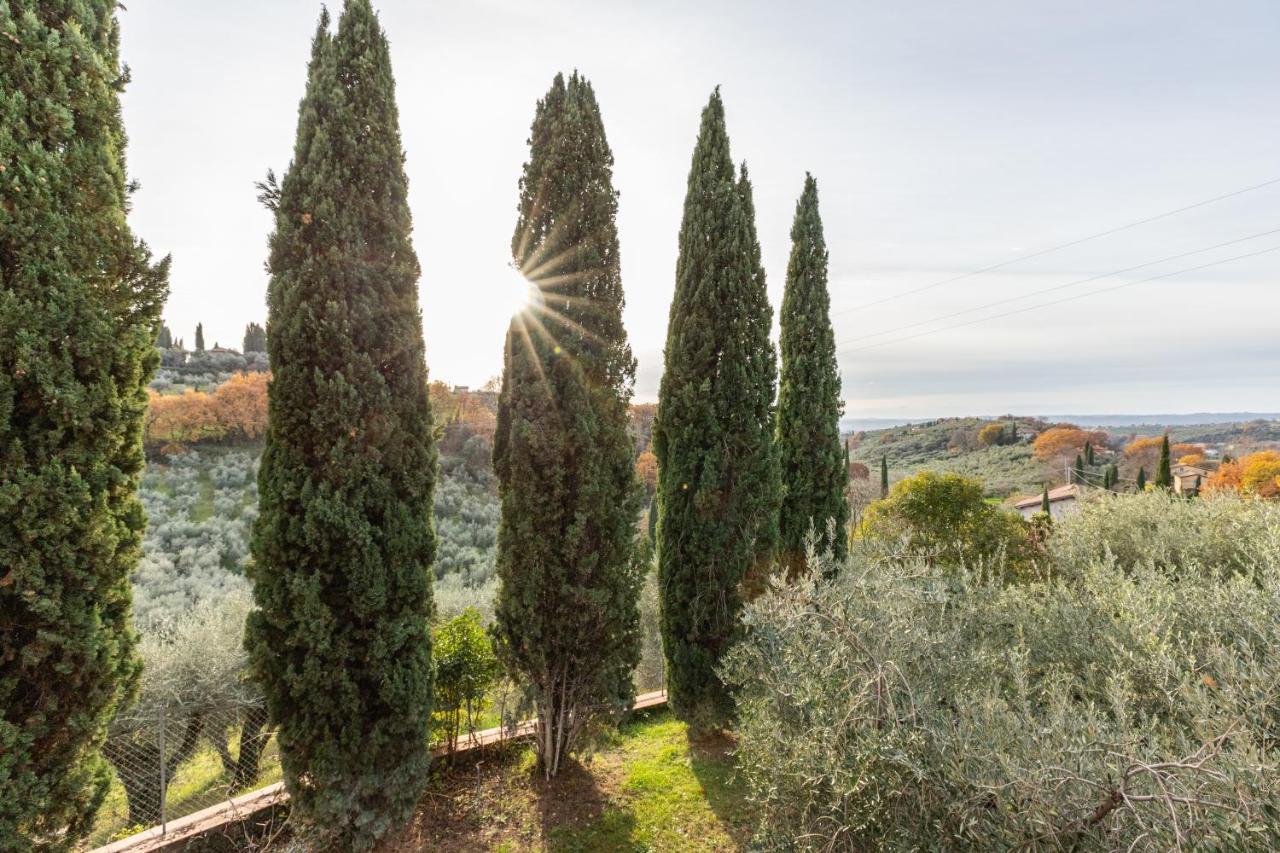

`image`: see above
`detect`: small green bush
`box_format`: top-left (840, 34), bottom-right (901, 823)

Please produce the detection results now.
top-left (432, 609), bottom-right (500, 754)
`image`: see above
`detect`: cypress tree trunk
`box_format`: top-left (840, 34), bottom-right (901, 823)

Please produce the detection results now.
top-left (1, 4), bottom-right (168, 847)
top-left (493, 72), bottom-right (642, 779)
top-left (654, 90), bottom-right (779, 734)
top-left (776, 175), bottom-right (849, 578)
top-left (245, 3), bottom-right (436, 847)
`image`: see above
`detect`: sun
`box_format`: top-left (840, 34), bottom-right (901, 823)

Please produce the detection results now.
top-left (500, 264), bottom-right (543, 319)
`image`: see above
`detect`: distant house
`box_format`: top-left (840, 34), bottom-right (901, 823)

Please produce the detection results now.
top-left (1172, 464), bottom-right (1213, 497)
top-left (1013, 484), bottom-right (1081, 520)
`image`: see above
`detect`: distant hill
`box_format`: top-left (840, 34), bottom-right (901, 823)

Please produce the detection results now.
top-left (844, 413), bottom-right (1280, 432)
top-left (844, 413), bottom-right (1280, 500)
top-left (1042, 413), bottom-right (1280, 428)
top-left (846, 416), bottom-right (1053, 498)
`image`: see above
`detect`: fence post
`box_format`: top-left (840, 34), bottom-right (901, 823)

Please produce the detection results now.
top-left (158, 705), bottom-right (167, 836)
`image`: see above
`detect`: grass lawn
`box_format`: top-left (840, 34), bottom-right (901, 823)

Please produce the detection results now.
top-left (389, 709), bottom-right (752, 852)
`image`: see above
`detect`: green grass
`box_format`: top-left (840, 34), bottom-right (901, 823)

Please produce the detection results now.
top-left (548, 715), bottom-right (748, 852)
top-left (402, 709), bottom-right (750, 852)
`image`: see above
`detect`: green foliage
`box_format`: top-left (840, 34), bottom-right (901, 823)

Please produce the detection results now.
top-left (431, 609), bottom-right (500, 754)
top-left (654, 90), bottom-right (780, 733)
top-left (1137, 466), bottom-right (1148, 490)
top-left (492, 72), bottom-right (642, 778)
top-left (775, 174), bottom-right (848, 577)
top-left (880, 454), bottom-right (889, 496)
top-left (104, 593), bottom-right (267, 827)
top-left (727, 512), bottom-right (1280, 849)
top-left (1040, 483), bottom-right (1051, 514)
top-left (245, 4), bottom-right (436, 848)
top-left (157, 325), bottom-right (174, 350)
top-left (1049, 490), bottom-right (1280, 581)
top-left (0, 3), bottom-right (168, 847)
top-left (194, 322), bottom-right (205, 352)
top-left (1156, 433), bottom-right (1173, 489)
top-left (859, 471), bottom-right (1038, 579)
top-left (241, 322), bottom-right (266, 353)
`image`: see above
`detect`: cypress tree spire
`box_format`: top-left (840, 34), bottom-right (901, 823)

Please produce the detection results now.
top-left (1, 3), bottom-right (169, 846)
top-left (157, 324), bottom-right (174, 349)
top-left (1137, 466), bottom-right (1148, 490)
top-left (1041, 484), bottom-right (1051, 514)
top-left (1155, 434), bottom-right (1173, 489)
top-left (493, 71), bottom-right (641, 779)
top-left (775, 174), bottom-right (849, 578)
top-left (1073, 454), bottom-right (1086, 484)
top-left (654, 89), bottom-right (779, 733)
top-left (245, 3), bottom-right (437, 846)
top-left (194, 321), bottom-right (205, 352)
top-left (1084, 440), bottom-right (1095, 466)
top-left (881, 455), bottom-right (890, 497)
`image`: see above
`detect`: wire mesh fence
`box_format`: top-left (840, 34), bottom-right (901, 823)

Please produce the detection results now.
top-left (85, 697), bottom-right (280, 848)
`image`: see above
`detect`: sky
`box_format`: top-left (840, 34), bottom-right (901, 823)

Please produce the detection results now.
top-left (118, 0), bottom-right (1280, 418)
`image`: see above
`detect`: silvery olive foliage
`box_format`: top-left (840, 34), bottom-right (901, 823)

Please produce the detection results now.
top-left (132, 451), bottom-right (258, 623)
top-left (726, 494), bottom-right (1280, 851)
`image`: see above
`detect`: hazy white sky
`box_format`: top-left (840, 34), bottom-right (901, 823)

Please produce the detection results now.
top-left (119, 0), bottom-right (1279, 418)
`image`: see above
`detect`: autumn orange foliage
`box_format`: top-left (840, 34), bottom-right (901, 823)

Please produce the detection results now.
top-left (1032, 426), bottom-right (1108, 460)
top-left (145, 371), bottom-right (270, 451)
top-left (1123, 436), bottom-right (1201, 460)
top-left (635, 450), bottom-right (658, 494)
top-left (1205, 451), bottom-right (1280, 499)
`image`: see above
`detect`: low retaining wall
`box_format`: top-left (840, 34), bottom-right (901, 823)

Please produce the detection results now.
top-left (92, 690), bottom-right (668, 853)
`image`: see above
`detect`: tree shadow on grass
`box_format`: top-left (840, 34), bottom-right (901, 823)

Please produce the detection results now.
top-left (539, 755), bottom-right (639, 853)
top-left (687, 729), bottom-right (753, 847)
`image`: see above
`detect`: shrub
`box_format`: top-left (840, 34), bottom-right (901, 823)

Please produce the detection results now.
top-left (431, 609), bottom-right (500, 755)
top-left (1049, 491), bottom-right (1280, 581)
top-left (726, 540), bottom-right (1280, 850)
top-left (858, 470), bottom-right (1039, 579)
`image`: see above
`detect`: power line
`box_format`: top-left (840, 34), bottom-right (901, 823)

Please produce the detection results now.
top-left (833, 176), bottom-right (1280, 316)
top-left (839, 243), bottom-right (1280, 354)
top-left (839, 228), bottom-right (1280, 346)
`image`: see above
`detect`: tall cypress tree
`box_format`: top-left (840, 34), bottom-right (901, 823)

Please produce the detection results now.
top-left (1155, 434), bottom-right (1173, 489)
top-left (245, 4), bottom-right (436, 847)
top-left (654, 90), bottom-right (779, 733)
top-left (1, 4), bottom-right (168, 847)
top-left (881, 455), bottom-right (890, 497)
top-left (492, 72), bottom-right (641, 778)
top-left (194, 321), bottom-right (205, 352)
top-left (157, 324), bottom-right (174, 350)
top-left (1137, 466), bottom-right (1148, 490)
top-left (1040, 484), bottom-right (1051, 514)
top-left (775, 175), bottom-right (848, 578)
top-left (242, 321), bottom-right (267, 353)
top-left (1073, 454), bottom-right (1086, 484)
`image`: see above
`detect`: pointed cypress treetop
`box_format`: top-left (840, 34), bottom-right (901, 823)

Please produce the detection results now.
top-left (1041, 484), bottom-right (1051, 514)
top-left (776, 173), bottom-right (848, 575)
top-left (509, 71), bottom-right (633, 392)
